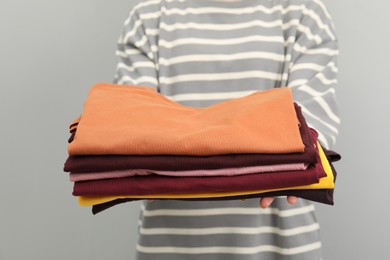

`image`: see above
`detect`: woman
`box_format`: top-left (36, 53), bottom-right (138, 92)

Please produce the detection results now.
top-left (113, 0), bottom-right (339, 259)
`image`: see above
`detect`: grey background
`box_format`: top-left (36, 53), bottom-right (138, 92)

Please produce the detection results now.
top-left (0, 0), bottom-right (388, 259)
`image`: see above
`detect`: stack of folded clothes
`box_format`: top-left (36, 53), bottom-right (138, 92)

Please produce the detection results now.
top-left (63, 83), bottom-right (341, 214)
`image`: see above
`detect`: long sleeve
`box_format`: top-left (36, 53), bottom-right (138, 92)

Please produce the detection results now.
top-left (113, 6), bottom-right (159, 90)
top-left (283, 1), bottom-right (340, 149)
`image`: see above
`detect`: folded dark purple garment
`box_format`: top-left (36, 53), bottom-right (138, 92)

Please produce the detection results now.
top-left (91, 189), bottom-right (333, 215)
top-left (68, 132), bottom-right (75, 143)
top-left (90, 152), bottom-right (339, 214)
top-left (322, 148), bottom-right (341, 163)
top-left (64, 104), bottom-right (318, 173)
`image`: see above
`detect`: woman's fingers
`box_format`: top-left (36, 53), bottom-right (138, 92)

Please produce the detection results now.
top-left (259, 197), bottom-right (274, 208)
top-left (259, 196), bottom-right (299, 208)
top-left (287, 196), bottom-right (298, 205)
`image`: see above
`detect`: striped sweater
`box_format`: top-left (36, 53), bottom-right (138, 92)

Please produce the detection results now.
top-left (113, 0), bottom-right (339, 259)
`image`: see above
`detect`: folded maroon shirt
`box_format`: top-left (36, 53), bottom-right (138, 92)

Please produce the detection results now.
top-left (64, 104), bottom-right (318, 173)
top-left (72, 159), bottom-right (323, 196)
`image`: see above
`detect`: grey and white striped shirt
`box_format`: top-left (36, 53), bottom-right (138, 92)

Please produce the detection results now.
top-left (113, 0), bottom-right (339, 259)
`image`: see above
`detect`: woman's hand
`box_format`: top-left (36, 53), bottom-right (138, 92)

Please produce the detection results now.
top-left (259, 196), bottom-right (298, 208)
top-left (241, 196), bottom-right (299, 208)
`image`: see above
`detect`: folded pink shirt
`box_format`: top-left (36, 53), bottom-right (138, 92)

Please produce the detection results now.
top-left (70, 163), bottom-right (308, 182)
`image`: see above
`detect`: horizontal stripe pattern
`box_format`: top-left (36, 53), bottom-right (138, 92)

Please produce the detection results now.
top-left (140, 223), bottom-right (320, 236)
top-left (136, 241), bottom-right (322, 255)
top-left (136, 200), bottom-right (323, 259)
top-left (113, 0), bottom-right (338, 259)
top-left (140, 203), bottom-right (315, 217)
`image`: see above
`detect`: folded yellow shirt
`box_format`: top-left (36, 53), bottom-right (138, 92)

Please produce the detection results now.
top-left (78, 142), bottom-right (333, 206)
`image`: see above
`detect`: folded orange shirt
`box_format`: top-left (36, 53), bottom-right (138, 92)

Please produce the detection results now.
top-left (68, 83), bottom-right (304, 156)
top-left (78, 141), bottom-right (332, 206)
